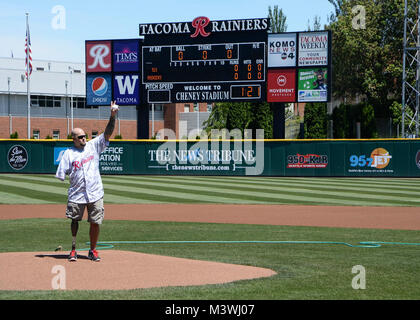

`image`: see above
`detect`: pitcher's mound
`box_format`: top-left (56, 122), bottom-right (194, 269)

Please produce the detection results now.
top-left (0, 250), bottom-right (276, 291)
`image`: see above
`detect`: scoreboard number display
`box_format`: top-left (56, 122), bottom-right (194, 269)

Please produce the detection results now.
top-left (140, 17), bottom-right (268, 103)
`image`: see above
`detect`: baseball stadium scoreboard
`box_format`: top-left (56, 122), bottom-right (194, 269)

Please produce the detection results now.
top-left (142, 42), bottom-right (266, 103)
top-left (85, 17), bottom-right (331, 105)
top-left (140, 17), bottom-right (268, 103)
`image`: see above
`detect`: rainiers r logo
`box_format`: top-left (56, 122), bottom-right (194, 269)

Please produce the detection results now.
top-left (191, 17), bottom-right (211, 38)
top-left (86, 41), bottom-right (111, 72)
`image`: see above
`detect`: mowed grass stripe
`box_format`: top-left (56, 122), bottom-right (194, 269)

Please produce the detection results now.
top-left (103, 186), bottom-right (221, 204)
top-left (1, 174), bottom-right (418, 206)
top-left (120, 175), bottom-right (420, 199)
top-left (104, 176), bottom-right (419, 206)
top-left (3, 176), bottom-right (416, 205)
top-left (2, 174), bottom-right (244, 204)
top-left (19, 174), bottom-right (420, 192)
top-left (0, 174), bottom-right (190, 205)
top-left (171, 175), bottom-right (420, 190)
top-left (0, 180), bottom-right (66, 203)
top-left (0, 190), bottom-right (52, 204)
top-left (12, 174), bottom-right (420, 200)
top-left (195, 176), bottom-right (420, 190)
top-left (101, 176), bottom-right (403, 206)
top-left (102, 178), bottom-right (275, 204)
top-left (104, 176), bottom-right (319, 205)
top-left (1, 174), bottom-right (165, 204)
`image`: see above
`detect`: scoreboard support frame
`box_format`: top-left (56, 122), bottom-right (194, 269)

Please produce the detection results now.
top-left (272, 102), bottom-right (286, 139)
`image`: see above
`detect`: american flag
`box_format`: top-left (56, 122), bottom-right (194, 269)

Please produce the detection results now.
top-left (25, 22), bottom-right (32, 79)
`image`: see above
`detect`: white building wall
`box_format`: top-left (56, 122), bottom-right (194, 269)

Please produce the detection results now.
top-left (0, 57), bottom-right (85, 97)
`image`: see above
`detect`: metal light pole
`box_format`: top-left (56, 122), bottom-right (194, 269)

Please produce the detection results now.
top-left (8, 77), bottom-right (12, 135)
top-left (65, 80), bottom-right (69, 136)
top-left (402, 0), bottom-right (420, 138)
top-left (69, 66), bottom-right (74, 131)
top-left (151, 103), bottom-right (155, 138)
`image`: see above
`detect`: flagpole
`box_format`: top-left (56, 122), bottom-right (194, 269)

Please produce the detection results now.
top-left (26, 13), bottom-right (31, 139)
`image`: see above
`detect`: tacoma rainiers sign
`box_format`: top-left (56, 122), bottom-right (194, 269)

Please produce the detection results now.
top-left (139, 18), bottom-right (269, 36)
top-left (140, 17), bottom-right (268, 104)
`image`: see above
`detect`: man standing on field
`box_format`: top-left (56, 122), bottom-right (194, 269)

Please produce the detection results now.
top-left (55, 101), bottom-right (119, 262)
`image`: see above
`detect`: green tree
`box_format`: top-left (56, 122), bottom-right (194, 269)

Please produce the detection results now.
top-left (390, 101), bottom-right (414, 135)
top-left (304, 103), bottom-right (328, 138)
top-left (328, 0), bottom-right (405, 117)
top-left (10, 131), bottom-right (18, 139)
top-left (268, 5), bottom-right (287, 32)
top-left (331, 103), bottom-right (377, 138)
top-left (307, 15), bottom-right (322, 31)
top-left (203, 102), bottom-right (273, 139)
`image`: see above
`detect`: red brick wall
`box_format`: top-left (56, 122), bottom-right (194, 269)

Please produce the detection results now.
top-left (164, 103), bottom-right (184, 139)
top-left (0, 116), bottom-right (137, 139)
top-left (149, 120), bottom-right (164, 138)
top-left (1, 103), bottom-right (212, 139)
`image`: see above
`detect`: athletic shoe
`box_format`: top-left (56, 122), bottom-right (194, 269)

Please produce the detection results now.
top-left (88, 249), bottom-right (101, 262)
top-left (68, 249), bottom-right (77, 262)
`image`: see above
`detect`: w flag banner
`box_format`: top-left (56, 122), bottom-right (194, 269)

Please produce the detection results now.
top-left (25, 23), bottom-right (32, 78)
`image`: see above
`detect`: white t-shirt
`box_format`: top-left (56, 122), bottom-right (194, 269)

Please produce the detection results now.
top-left (55, 133), bottom-right (109, 204)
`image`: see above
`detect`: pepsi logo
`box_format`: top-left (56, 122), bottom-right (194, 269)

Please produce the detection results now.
top-left (91, 77), bottom-right (108, 96)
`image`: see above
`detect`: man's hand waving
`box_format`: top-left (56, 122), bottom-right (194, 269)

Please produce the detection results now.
top-left (105, 101), bottom-right (118, 141)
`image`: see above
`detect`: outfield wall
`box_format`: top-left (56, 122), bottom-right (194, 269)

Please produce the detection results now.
top-left (1, 139), bottom-right (420, 177)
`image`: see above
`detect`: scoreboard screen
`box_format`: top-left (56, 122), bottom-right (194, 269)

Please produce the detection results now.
top-left (140, 18), bottom-right (268, 103)
top-left (142, 42), bottom-right (266, 103)
top-left (143, 42), bottom-right (265, 83)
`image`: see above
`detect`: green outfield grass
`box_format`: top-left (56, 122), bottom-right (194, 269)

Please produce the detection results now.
top-left (0, 218), bottom-right (419, 300)
top-left (0, 174), bottom-right (419, 300)
top-left (0, 174), bottom-right (420, 206)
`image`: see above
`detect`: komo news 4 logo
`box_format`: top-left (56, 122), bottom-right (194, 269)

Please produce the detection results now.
top-left (349, 148), bottom-right (392, 169)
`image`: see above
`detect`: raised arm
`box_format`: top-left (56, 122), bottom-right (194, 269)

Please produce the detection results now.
top-left (104, 101), bottom-right (119, 141)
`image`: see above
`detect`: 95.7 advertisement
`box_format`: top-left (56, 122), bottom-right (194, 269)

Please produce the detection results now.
top-left (346, 146), bottom-right (395, 176)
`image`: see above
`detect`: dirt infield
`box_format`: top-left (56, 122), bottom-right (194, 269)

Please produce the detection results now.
top-left (1, 203), bottom-right (420, 230)
top-left (0, 250), bottom-right (276, 291)
top-left (0, 203), bottom-right (419, 291)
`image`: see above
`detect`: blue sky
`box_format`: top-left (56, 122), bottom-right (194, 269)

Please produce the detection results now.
top-left (0, 0), bottom-right (335, 62)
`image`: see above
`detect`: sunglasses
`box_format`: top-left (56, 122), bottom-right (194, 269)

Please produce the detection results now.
top-left (77, 135), bottom-right (86, 139)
